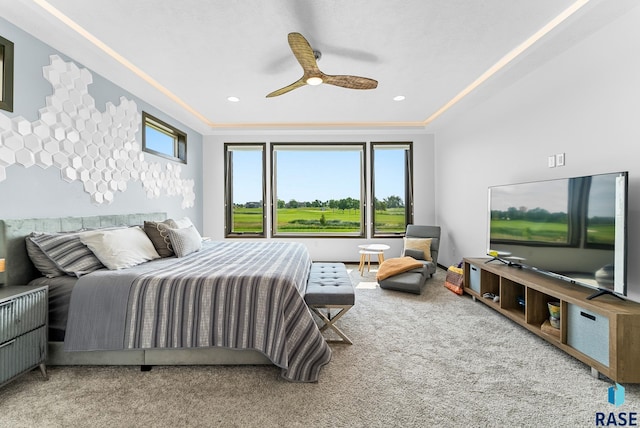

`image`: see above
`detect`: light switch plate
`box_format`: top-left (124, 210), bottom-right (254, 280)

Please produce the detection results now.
top-left (548, 155), bottom-right (556, 168)
top-left (556, 153), bottom-right (565, 166)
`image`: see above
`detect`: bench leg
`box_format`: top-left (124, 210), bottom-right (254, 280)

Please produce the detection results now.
top-left (310, 305), bottom-right (353, 345)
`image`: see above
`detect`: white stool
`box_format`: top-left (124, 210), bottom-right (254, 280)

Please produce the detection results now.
top-left (358, 244), bottom-right (390, 275)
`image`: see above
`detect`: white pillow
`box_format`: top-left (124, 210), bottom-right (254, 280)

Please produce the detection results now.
top-left (172, 216), bottom-right (194, 229)
top-left (80, 226), bottom-right (160, 270)
top-left (167, 225), bottom-right (202, 258)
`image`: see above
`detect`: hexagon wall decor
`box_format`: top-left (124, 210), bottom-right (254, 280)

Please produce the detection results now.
top-left (0, 55), bottom-right (195, 208)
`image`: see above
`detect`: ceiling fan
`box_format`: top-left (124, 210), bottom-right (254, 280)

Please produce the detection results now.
top-left (266, 32), bottom-right (378, 98)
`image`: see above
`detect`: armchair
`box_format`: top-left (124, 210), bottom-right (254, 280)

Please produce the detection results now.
top-left (403, 224), bottom-right (440, 277)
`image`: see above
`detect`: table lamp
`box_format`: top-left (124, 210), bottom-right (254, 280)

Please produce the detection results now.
top-left (0, 258), bottom-right (5, 285)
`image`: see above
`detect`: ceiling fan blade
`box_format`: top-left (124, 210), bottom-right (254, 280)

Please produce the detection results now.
top-left (288, 32), bottom-right (321, 74)
top-left (266, 78), bottom-right (307, 98)
top-left (323, 74), bottom-right (378, 90)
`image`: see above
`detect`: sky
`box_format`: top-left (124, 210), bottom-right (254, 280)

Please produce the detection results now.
top-left (491, 179), bottom-right (568, 214)
top-left (145, 126), bottom-right (173, 154)
top-left (231, 147), bottom-right (406, 204)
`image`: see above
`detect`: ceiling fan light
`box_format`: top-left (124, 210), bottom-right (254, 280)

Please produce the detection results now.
top-left (306, 77), bottom-right (323, 86)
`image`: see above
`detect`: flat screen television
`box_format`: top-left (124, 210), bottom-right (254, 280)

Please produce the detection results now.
top-left (487, 171), bottom-right (628, 300)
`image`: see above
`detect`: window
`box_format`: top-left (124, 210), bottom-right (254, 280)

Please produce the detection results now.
top-left (224, 144), bottom-right (266, 236)
top-left (142, 112), bottom-right (187, 163)
top-left (0, 34), bottom-right (14, 112)
top-left (586, 174), bottom-right (616, 248)
top-left (223, 142), bottom-right (414, 239)
top-left (371, 143), bottom-right (413, 236)
top-left (271, 144), bottom-right (365, 237)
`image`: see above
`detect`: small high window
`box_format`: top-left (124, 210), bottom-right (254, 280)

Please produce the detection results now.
top-left (142, 112), bottom-right (187, 163)
top-left (0, 34), bottom-right (14, 112)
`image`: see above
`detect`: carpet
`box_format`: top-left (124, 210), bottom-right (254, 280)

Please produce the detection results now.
top-left (0, 265), bottom-right (637, 427)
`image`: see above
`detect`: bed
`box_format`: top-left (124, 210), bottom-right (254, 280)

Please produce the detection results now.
top-left (0, 213), bottom-right (331, 382)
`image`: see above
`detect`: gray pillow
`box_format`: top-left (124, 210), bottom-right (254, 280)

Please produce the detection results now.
top-left (29, 232), bottom-right (105, 277)
top-left (404, 248), bottom-right (426, 261)
top-left (143, 219), bottom-right (178, 258)
top-left (167, 225), bottom-right (202, 258)
top-left (25, 234), bottom-right (65, 278)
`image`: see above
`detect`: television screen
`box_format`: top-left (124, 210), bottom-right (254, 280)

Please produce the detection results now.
top-left (487, 171), bottom-right (628, 297)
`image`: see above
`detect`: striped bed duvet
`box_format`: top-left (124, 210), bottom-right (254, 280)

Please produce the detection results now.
top-left (64, 241), bottom-right (331, 382)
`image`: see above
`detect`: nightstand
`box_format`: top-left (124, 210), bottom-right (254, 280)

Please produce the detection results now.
top-left (0, 285), bottom-right (49, 387)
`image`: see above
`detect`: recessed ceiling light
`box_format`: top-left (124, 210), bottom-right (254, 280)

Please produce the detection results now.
top-left (227, 96), bottom-right (240, 102)
top-left (393, 95), bottom-right (405, 101)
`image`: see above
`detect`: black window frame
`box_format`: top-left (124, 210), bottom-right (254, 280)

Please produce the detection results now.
top-left (270, 142), bottom-right (367, 238)
top-left (142, 111), bottom-right (187, 164)
top-left (0, 34), bottom-right (14, 112)
top-left (224, 143), bottom-right (266, 237)
top-left (370, 142), bottom-right (414, 237)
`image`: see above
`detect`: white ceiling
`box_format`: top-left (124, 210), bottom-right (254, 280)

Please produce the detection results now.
top-left (0, 0), bottom-right (632, 134)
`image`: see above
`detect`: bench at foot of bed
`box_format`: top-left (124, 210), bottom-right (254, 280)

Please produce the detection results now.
top-left (305, 262), bottom-right (355, 344)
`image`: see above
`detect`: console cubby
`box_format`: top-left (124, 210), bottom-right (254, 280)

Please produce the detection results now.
top-left (526, 288), bottom-right (561, 343)
top-left (480, 268), bottom-right (500, 297)
top-left (463, 257), bottom-right (640, 383)
top-left (500, 278), bottom-right (525, 320)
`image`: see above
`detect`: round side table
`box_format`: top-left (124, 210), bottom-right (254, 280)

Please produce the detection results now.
top-left (357, 244), bottom-right (390, 275)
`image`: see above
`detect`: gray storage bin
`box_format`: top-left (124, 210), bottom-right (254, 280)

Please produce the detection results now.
top-left (566, 303), bottom-right (609, 367)
top-left (469, 264), bottom-right (481, 293)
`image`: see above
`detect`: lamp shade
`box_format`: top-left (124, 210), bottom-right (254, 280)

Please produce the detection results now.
top-left (0, 258), bottom-right (5, 273)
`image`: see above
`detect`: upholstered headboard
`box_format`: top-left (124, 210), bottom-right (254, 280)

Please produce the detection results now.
top-left (0, 212), bottom-right (166, 287)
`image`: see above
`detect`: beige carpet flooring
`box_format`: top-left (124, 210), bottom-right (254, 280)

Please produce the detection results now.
top-left (1, 265), bottom-right (638, 427)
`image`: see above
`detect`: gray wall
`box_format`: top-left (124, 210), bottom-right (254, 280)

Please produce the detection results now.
top-left (433, 4), bottom-right (640, 301)
top-left (0, 17), bottom-right (203, 229)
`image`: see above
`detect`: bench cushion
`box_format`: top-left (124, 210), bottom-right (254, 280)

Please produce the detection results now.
top-left (305, 263), bottom-right (355, 306)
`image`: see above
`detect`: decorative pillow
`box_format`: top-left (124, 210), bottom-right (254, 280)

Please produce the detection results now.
top-left (143, 219), bottom-right (178, 257)
top-left (25, 234), bottom-right (65, 278)
top-left (80, 226), bottom-right (160, 270)
top-left (403, 237), bottom-right (433, 261)
top-left (404, 248), bottom-right (426, 261)
top-left (29, 232), bottom-right (105, 277)
top-left (167, 225), bottom-right (202, 258)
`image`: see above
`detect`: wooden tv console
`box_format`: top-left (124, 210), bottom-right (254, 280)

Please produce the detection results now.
top-left (464, 257), bottom-right (640, 383)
